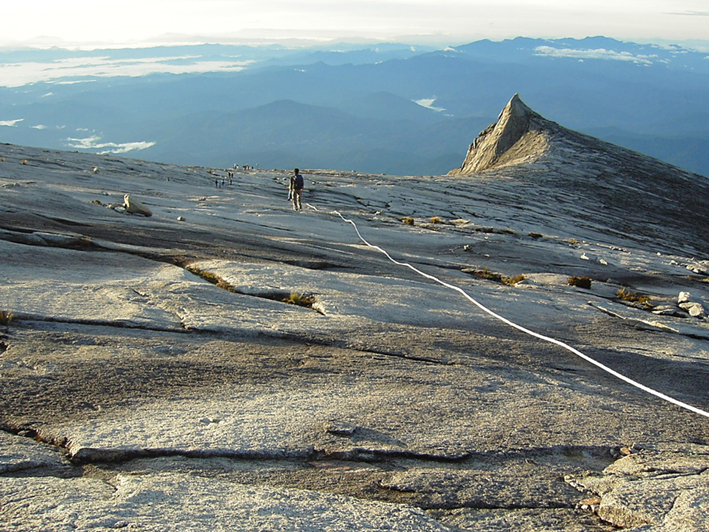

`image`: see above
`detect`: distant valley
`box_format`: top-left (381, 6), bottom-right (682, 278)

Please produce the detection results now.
top-left (1, 36), bottom-right (708, 176)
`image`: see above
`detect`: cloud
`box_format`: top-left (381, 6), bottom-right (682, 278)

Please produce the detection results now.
top-left (0, 55), bottom-right (253, 88)
top-left (65, 135), bottom-right (156, 154)
top-left (534, 46), bottom-right (654, 64)
top-left (31, 124), bottom-right (48, 130)
top-left (0, 118), bottom-right (24, 127)
top-left (668, 11), bottom-right (709, 16)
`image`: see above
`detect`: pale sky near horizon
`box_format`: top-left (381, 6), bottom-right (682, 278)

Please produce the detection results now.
top-left (3, 0), bottom-right (709, 47)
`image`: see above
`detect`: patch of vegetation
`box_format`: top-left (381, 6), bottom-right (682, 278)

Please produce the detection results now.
top-left (0, 310), bottom-right (14, 327)
top-left (504, 274), bottom-right (526, 285)
top-left (282, 292), bottom-right (316, 309)
top-left (529, 232), bottom-right (544, 239)
top-left (186, 266), bottom-right (239, 293)
top-left (185, 265), bottom-right (320, 312)
top-left (568, 276), bottom-right (592, 289)
top-left (430, 216), bottom-right (444, 224)
top-left (474, 227), bottom-right (517, 235)
top-left (476, 268), bottom-right (503, 282)
top-left (617, 288), bottom-right (651, 305)
top-left (473, 268), bottom-right (525, 285)
top-left (401, 217), bottom-right (415, 226)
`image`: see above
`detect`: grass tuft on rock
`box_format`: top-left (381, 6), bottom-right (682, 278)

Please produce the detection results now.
top-left (186, 266), bottom-right (238, 293)
top-left (568, 276), bottom-right (592, 289)
top-left (617, 288), bottom-right (651, 305)
top-left (282, 292), bottom-right (316, 308)
top-left (0, 310), bottom-right (14, 327)
top-left (472, 268), bottom-right (525, 286)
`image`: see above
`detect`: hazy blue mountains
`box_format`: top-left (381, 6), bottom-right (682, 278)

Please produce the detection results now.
top-left (0, 37), bottom-right (707, 176)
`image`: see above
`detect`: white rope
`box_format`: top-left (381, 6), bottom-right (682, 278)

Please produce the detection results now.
top-left (306, 204), bottom-right (709, 420)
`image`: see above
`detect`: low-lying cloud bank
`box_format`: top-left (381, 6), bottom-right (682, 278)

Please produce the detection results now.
top-left (0, 55), bottom-right (252, 87)
top-left (534, 46), bottom-right (655, 64)
top-left (65, 135), bottom-right (156, 154)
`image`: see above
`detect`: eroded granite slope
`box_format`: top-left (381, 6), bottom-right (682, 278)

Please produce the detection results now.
top-left (1, 119), bottom-right (708, 532)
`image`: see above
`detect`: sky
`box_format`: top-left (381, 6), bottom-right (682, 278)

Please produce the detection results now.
top-left (2, 0), bottom-right (709, 48)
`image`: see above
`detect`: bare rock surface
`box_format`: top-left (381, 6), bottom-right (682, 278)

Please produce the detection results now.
top-left (0, 430), bottom-right (68, 474)
top-left (1, 95), bottom-right (709, 532)
top-left (568, 443), bottom-right (709, 531)
top-left (1, 472), bottom-right (450, 531)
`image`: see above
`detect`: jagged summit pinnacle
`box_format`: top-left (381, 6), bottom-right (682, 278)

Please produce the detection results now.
top-left (449, 94), bottom-right (553, 175)
top-left (447, 93), bottom-right (709, 255)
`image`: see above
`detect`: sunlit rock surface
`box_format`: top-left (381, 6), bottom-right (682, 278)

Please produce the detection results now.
top-left (1, 95), bottom-right (709, 532)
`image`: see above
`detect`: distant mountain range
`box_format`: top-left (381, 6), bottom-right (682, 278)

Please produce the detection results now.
top-left (1, 37), bottom-right (708, 176)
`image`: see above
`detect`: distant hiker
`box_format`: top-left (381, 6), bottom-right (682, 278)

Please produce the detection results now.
top-left (289, 168), bottom-right (304, 211)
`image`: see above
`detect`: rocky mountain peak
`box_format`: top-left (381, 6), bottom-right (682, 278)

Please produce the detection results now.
top-left (449, 93), bottom-right (555, 174)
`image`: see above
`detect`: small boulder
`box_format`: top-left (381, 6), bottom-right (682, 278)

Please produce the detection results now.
top-left (679, 302), bottom-right (706, 318)
top-left (323, 420), bottom-right (357, 436)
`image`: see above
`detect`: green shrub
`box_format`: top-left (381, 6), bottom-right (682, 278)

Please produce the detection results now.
top-left (568, 276), bottom-right (592, 289)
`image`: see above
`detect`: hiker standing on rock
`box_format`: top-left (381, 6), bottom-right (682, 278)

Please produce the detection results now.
top-left (289, 168), bottom-right (304, 211)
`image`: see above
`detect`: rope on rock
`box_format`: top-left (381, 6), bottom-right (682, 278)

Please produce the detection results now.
top-left (305, 203), bottom-right (709, 420)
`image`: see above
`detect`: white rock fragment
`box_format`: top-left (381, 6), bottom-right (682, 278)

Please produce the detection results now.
top-left (678, 292), bottom-right (691, 304)
top-left (124, 194), bottom-right (152, 217)
top-left (680, 302), bottom-right (706, 318)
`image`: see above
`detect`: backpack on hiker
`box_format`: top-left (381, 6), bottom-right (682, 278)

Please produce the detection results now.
top-left (293, 173), bottom-right (304, 190)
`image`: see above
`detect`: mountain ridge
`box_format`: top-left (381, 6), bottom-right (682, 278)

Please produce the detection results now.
top-left (2, 36), bottom-right (709, 176)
